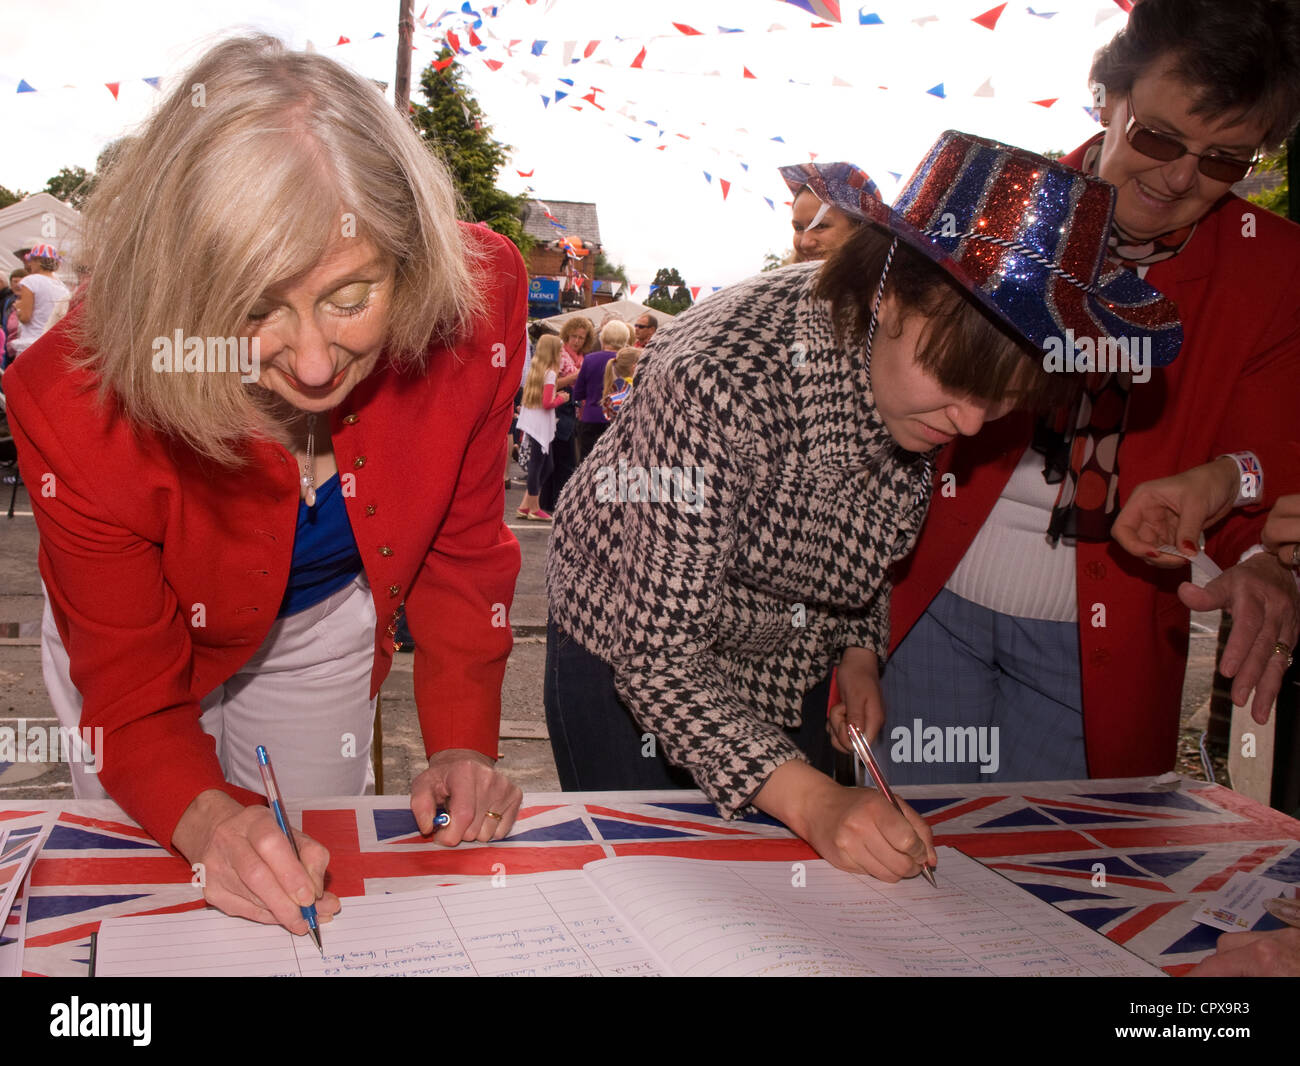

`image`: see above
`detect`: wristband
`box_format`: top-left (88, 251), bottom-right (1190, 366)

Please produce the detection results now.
top-left (1217, 452), bottom-right (1263, 507)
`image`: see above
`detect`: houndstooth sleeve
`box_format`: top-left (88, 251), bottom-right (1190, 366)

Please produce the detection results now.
top-left (598, 353), bottom-right (811, 817)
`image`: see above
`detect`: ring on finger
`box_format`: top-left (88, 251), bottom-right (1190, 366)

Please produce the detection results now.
top-left (1290, 543), bottom-right (1300, 569)
top-left (1271, 641), bottom-right (1294, 669)
top-left (485, 810), bottom-right (503, 820)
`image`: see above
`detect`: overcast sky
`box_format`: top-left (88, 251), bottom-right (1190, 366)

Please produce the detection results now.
top-left (1, 0), bottom-right (1128, 288)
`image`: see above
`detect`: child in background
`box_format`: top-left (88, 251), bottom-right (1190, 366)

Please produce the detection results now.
top-left (515, 334), bottom-right (569, 521)
top-left (601, 346), bottom-right (640, 421)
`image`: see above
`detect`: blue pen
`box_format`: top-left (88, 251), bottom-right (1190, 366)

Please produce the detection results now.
top-left (255, 746), bottom-right (324, 957)
top-left (433, 808), bottom-right (451, 829)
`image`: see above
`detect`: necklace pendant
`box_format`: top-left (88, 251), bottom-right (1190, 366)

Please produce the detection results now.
top-left (304, 484), bottom-right (317, 507)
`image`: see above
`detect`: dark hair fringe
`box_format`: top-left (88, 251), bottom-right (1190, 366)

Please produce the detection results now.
top-left (1090, 0), bottom-right (1300, 148)
top-left (814, 225), bottom-right (1081, 414)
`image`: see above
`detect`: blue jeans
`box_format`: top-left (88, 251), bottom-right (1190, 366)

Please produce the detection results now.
top-left (544, 620), bottom-right (835, 791)
top-left (879, 588), bottom-right (1086, 784)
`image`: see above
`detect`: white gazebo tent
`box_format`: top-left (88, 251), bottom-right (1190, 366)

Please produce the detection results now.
top-left (533, 299), bottom-right (676, 334)
top-left (0, 192), bottom-right (82, 286)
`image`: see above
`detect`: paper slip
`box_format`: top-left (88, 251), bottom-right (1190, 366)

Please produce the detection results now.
top-left (0, 825), bottom-right (49, 921)
top-left (1194, 871), bottom-right (1298, 933)
top-left (1155, 545), bottom-right (1222, 581)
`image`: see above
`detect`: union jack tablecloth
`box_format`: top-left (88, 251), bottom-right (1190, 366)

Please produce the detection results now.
top-left (3, 776), bottom-right (1297, 977)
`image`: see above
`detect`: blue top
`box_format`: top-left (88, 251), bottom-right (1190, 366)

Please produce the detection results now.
top-left (278, 473), bottom-right (364, 617)
top-left (572, 349), bottom-right (617, 424)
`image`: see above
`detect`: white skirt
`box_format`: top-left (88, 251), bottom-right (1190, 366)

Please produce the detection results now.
top-left (41, 572), bottom-right (378, 802)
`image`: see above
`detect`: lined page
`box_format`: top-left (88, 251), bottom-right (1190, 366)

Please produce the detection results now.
top-left (584, 848), bottom-right (1162, 977)
top-left (96, 909), bottom-right (301, 976)
top-left (98, 871), bottom-right (663, 977)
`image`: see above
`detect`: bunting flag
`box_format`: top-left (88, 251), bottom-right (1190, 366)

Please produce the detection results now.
top-left (971, 4), bottom-right (1006, 30)
top-left (16, 80), bottom-right (36, 93)
top-left (781, 0), bottom-right (842, 21)
top-left (105, 82), bottom-right (119, 100)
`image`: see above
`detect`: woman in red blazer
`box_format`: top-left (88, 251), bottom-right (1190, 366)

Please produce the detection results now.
top-left (5, 36), bottom-right (525, 937)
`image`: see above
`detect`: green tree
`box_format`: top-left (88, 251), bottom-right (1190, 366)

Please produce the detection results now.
top-left (761, 250), bottom-right (792, 272)
top-left (590, 249), bottom-right (628, 285)
top-left (645, 267), bottom-right (693, 315)
top-left (0, 186), bottom-right (26, 210)
top-left (44, 166), bottom-right (94, 209)
top-left (410, 51), bottom-right (530, 252)
top-left (1246, 146), bottom-right (1289, 218)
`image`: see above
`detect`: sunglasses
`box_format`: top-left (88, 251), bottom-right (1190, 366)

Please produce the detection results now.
top-left (1124, 98), bottom-right (1259, 184)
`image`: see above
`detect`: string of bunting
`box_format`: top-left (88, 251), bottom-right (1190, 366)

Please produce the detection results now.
top-left (7, 1), bottom-right (1129, 97)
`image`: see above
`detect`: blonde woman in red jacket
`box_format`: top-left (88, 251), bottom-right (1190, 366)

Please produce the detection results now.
top-left (6, 36), bottom-right (525, 937)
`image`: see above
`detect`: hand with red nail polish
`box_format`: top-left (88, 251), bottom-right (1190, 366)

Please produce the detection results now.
top-left (1111, 458), bottom-right (1240, 567)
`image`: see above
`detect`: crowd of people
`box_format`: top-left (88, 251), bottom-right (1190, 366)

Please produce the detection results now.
top-left (5, 0), bottom-right (1300, 978)
top-left (512, 310), bottom-right (652, 518)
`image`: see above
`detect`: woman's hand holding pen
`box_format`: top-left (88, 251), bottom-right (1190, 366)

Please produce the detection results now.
top-left (410, 749), bottom-right (522, 844)
top-left (828, 646), bottom-right (884, 752)
top-left (171, 788), bottom-right (340, 936)
top-left (755, 761), bottom-right (937, 882)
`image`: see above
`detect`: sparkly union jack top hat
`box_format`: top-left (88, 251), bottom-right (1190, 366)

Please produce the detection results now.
top-left (863, 130), bottom-right (1183, 366)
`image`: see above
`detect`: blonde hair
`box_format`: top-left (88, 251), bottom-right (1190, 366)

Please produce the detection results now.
top-left (598, 320), bottom-right (631, 350)
top-left (73, 34), bottom-right (484, 464)
top-left (523, 334), bottom-right (564, 408)
top-left (560, 316), bottom-right (595, 354)
top-left (602, 346), bottom-right (640, 404)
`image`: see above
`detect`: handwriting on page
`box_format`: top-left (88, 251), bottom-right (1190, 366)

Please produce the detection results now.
top-left (585, 850), bottom-right (1161, 977)
top-left (98, 871), bottom-right (663, 977)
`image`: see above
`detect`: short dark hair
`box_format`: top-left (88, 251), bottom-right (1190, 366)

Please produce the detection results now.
top-left (1090, 0), bottom-right (1300, 148)
top-left (636, 312), bottom-right (658, 328)
top-left (815, 224), bottom-right (1080, 413)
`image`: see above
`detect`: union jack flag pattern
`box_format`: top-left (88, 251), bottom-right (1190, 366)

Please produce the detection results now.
top-left (4, 777), bottom-right (1297, 976)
